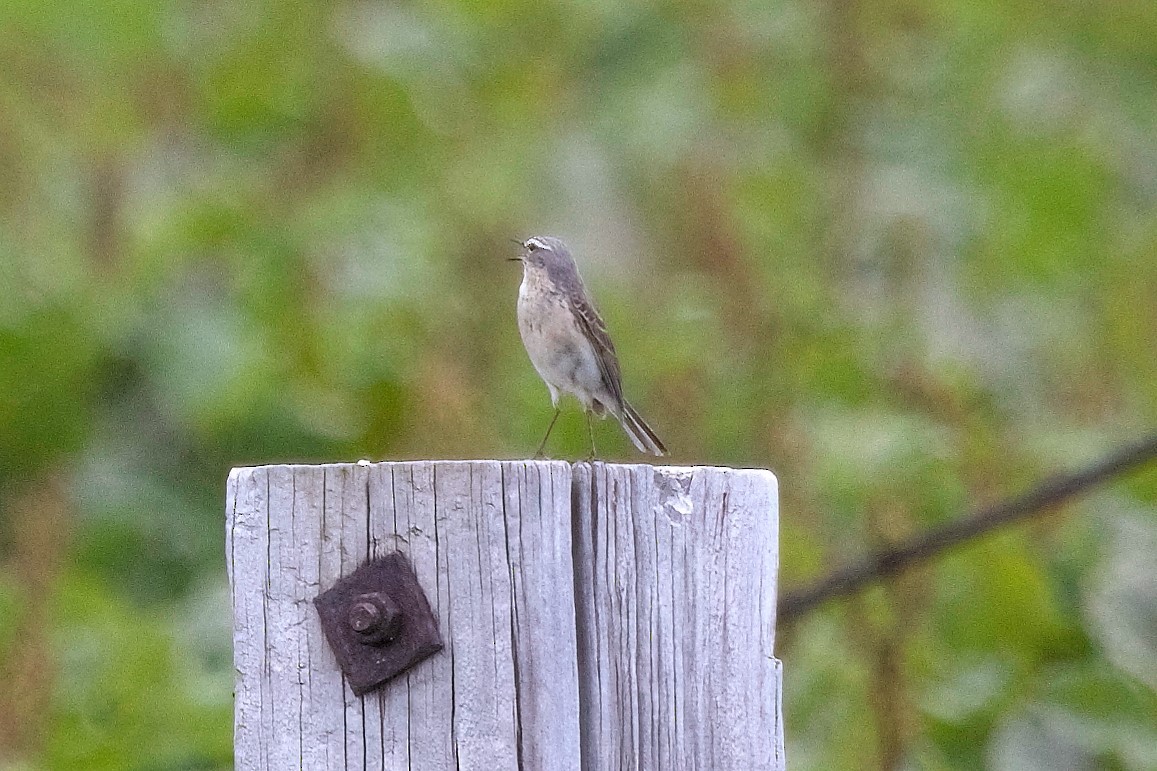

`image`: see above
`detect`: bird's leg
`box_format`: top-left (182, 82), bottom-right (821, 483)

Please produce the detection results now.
top-left (585, 412), bottom-right (598, 461)
top-left (535, 407), bottom-right (562, 459)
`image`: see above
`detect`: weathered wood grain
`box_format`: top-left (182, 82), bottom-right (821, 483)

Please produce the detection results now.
top-left (572, 463), bottom-right (781, 771)
top-left (228, 461), bottom-right (782, 770)
top-left (228, 461), bottom-right (580, 771)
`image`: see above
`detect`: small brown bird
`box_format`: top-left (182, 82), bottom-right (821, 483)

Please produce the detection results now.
top-left (511, 236), bottom-right (666, 458)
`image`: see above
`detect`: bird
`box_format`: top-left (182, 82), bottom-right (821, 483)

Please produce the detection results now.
top-left (510, 235), bottom-right (667, 458)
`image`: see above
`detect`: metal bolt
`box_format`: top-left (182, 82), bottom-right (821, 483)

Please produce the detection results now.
top-left (348, 601), bottom-right (381, 633)
top-left (347, 592), bottom-right (403, 646)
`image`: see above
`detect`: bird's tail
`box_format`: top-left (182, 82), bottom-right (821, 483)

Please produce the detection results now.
top-left (618, 401), bottom-right (667, 456)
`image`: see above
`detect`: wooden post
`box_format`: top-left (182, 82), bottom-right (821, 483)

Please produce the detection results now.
top-left (572, 464), bottom-right (783, 770)
top-left (227, 461), bottom-right (782, 770)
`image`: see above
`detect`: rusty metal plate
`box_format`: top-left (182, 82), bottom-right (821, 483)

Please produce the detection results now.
top-left (313, 552), bottom-right (443, 696)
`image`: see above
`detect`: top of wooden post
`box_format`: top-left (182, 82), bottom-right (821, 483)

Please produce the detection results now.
top-left (229, 458), bottom-right (778, 473)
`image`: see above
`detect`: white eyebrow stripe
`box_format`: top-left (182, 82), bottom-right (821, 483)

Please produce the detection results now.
top-left (524, 237), bottom-right (551, 251)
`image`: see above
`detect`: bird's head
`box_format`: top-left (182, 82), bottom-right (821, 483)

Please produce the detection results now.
top-left (509, 236), bottom-right (573, 272)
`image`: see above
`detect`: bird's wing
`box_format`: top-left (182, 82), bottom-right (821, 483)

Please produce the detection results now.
top-left (568, 291), bottom-right (626, 409)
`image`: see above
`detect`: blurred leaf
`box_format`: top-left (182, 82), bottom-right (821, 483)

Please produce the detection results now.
top-left (0, 306), bottom-right (98, 484)
top-left (988, 708), bottom-right (1100, 771)
top-left (46, 577), bottom-right (231, 770)
top-left (1084, 512), bottom-right (1157, 691)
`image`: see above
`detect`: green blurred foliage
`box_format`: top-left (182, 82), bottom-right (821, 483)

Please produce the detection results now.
top-left (0, 0), bottom-right (1155, 767)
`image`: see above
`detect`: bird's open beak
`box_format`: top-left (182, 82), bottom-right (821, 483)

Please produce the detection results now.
top-left (507, 238), bottom-right (525, 261)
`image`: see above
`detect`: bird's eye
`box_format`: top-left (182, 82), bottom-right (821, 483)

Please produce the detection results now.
top-left (524, 238), bottom-right (547, 252)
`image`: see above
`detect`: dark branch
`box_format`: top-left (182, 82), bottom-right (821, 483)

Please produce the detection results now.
top-left (778, 433), bottom-right (1157, 624)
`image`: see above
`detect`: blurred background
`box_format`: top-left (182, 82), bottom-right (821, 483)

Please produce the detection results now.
top-left (1, 0), bottom-right (1155, 768)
